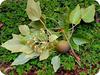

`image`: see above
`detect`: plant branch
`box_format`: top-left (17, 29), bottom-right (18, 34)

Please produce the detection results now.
top-left (63, 24), bottom-right (81, 66)
top-left (39, 19), bottom-right (51, 34)
top-left (45, 17), bottom-right (80, 65)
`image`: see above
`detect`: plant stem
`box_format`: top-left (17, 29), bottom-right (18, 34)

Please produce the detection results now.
top-left (63, 25), bottom-right (81, 66)
top-left (69, 24), bottom-right (77, 38)
top-left (39, 19), bottom-right (51, 34)
top-left (69, 24), bottom-right (77, 30)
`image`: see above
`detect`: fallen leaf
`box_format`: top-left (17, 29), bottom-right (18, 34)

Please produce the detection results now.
top-left (39, 50), bottom-right (49, 61)
top-left (19, 45), bottom-right (34, 54)
top-left (49, 34), bottom-right (58, 42)
top-left (26, 0), bottom-right (41, 21)
top-left (1, 34), bottom-right (25, 53)
top-left (11, 52), bottom-right (39, 65)
top-left (51, 56), bottom-right (60, 72)
top-left (19, 25), bottom-right (30, 35)
top-left (1, 34), bottom-right (33, 54)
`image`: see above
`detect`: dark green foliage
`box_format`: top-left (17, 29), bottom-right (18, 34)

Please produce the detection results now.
top-left (61, 55), bottom-right (75, 70)
top-left (0, 0), bottom-right (100, 75)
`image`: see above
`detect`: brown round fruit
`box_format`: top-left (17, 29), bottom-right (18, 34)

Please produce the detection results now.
top-left (56, 40), bottom-right (70, 53)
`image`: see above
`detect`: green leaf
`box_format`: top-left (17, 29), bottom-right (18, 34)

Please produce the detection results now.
top-left (26, 0), bottom-right (41, 21)
top-left (1, 34), bottom-right (24, 53)
top-left (31, 29), bottom-right (48, 41)
top-left (29, 21), bottom-right (44, 29)
top-left (1, 34), bottom-right (33, 54)
top-left (51, 56), bottom-right (60, 72)
top-left (70, 39), bottom-right (79, 51)
top-left (73, 37), bottom-right (88, 45)
top-left (19, 25), bottom-right (30, 35)
top-left (49, 34), bottom-right (58, 42)
top-left (12, 34), bottom-right (20, 40)
top-left (81, 4), bottom-right (95, 23)
top-left (38, 32), bottom-right (48, 41)
top-left (39, 50), bottom-right (49, 61)
top-left (69, 4), bottom-right (81, 25)
top-left (11, 52), bottom-right (39, 65)
top-left (19, 35), bottom-right (27, 45)
top-left (19, 45), bottom-right (33, 54)
top-left (81, 8), bottom-right (85, 18)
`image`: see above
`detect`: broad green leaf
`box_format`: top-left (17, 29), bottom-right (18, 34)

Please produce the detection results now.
top-left (29, 21), bottom-right (44, 29)
top-left (49, 34), bottom-right (58, 42)
top-left (19, 35), bottom-right (27, 45)
top-left (70, 39), bottom-right (79, 51)
top-left (26, 0), bottom-right (41, 21)
top-left (1, 34), bottom-right (24, 53)
top-left (25, 35), bottom-right (33, 40)
top-left (31, 29), bottom-right (48, 41)
top-left (39, 50), bottom-right (49, 61)
top-left (81, 8), bottom-right (85, 17)
top-left (73, 37), bottom-right (88, 45)
top-left (19, 25), bottom-right (30, 35)
top-left (31, 29), bottom-right (40, 36)
top-left (12, 34), bottom-right (20, 40)
top-left (51, 56), bottom-right (60, 72)
top-left (19, 45), bottom-right (33, 54)
top-left (69, 4), bottom-right (81, 25)
top-left (1, 34), bottom-right (33, 54)
top-left (38, 31), bottom-right (48, 41)
top-left (11, 52), bottom-right (39, 65)
top-left (81, 4), bottom-right (95, 23)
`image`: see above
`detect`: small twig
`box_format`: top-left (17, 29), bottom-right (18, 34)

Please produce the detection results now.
top-left (70, 50), bottom-right (81, 66)
top-left (39, 19), bottom-right (51, 35)
top-left (63, 24), bottom-right (81, 66)
top-left (68, 24), bottom-right (77, 39)
top-left (69, 24), bottom-right (77, 31)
